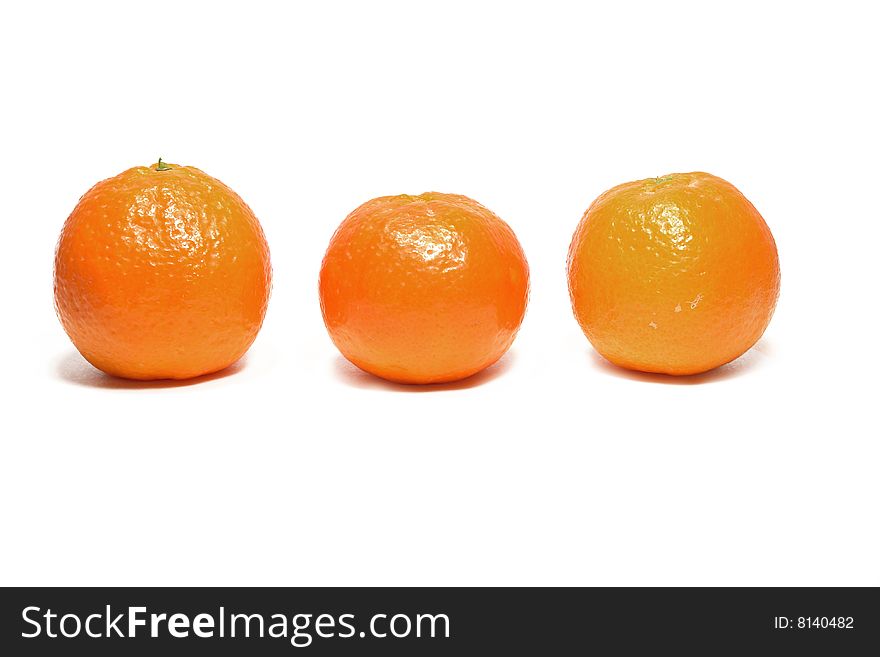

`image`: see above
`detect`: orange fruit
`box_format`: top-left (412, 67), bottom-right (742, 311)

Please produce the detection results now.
top-left (319, 193), bottom-right (529, 384)
top-left (567, 172), bottom-right (779, 375)
top-left (54, 161), bottom-right (272, 380)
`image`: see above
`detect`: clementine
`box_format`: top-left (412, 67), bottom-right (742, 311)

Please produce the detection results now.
top-left (54, 161), bottom-right (272, 380)
top-left (319, 193), bottom-right (529, 384)
top-left (567, 172), bottom-right (779, 375)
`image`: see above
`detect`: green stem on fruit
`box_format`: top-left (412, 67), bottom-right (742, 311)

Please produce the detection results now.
top-left (156, 158), bottom-right (172, 171)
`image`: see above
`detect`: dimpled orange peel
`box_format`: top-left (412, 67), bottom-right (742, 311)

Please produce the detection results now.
top-left (319, 193), bottom-right (530, 384)
top-left (54, 160), bottom-right (272, 380)
top-left (567, 172), bottom-right (779, 376)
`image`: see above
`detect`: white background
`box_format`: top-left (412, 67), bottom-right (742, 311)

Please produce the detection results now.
top-left (1, 1), bottom-right (878, 586)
